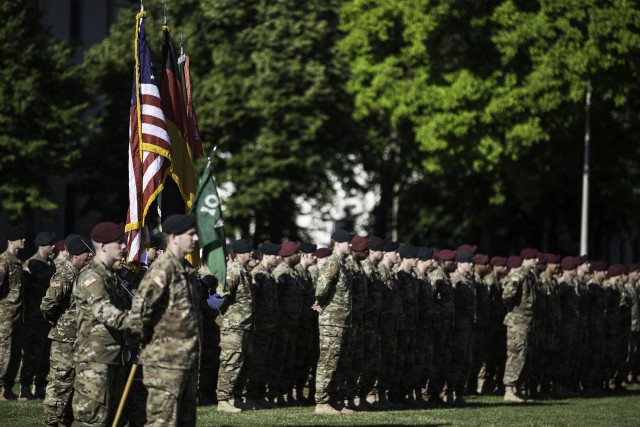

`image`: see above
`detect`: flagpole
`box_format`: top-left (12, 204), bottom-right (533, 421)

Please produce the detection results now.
top-left (580, 81), bottom-right (591, 256)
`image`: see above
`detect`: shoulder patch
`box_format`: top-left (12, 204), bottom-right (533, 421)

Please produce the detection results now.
top-left (83, 276), bottom-right (97, 287)
top-left (51, 281), bottom-right (61, 287)
top-left (153, 276), bottom-right (165, 288)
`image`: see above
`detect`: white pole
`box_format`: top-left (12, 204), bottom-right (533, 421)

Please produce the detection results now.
top-left (580, 81), bottom-right (591, 256)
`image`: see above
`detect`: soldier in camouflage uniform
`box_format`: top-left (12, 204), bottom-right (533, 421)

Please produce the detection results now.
top-left (538, 254), bottom-right (561, 396)
top-left (502, 249), bottom-right (538, 402)
top-left (627, 265), bottom-right (640, 383)
top-left (414, 247), bottom-right (434, 405)
top-left (41, 235), bottom-right (92, 426)
top-left (72, 222), bottom-right (132, 426)
top-left (314, 229), bottom-right (353, 415)
top-left (603, 265), bottom-right (623, 391)
top-left (376, 240), bottom-right (400, 407)
top-left (344, 236), bottom-right (369, 409)
top-left (468, 254), bottom-right (490, 396)
top-left (555, 257), bottom-right (580, 396)
top-left (130, 214), bottom-right (203, 426)
top-left (427, 249), bottom-right (455, 404)
top-left (244, 242), bottom-right (280, 408)
top-left (20, 231), bottom-right (57, 400)
top-left (0, 225), bottom-right (26, 400)
top-left (572, 257), bottom-right (591, 394)
top-left (393, 244), bottom-right (418, 406)
top-left (615, 266), bottom-right (632, 391)
top-left (583, 261), bottom-right (607, 395)
top-left (216, 238), bottom-right (254, 413)
top-left (271, 241), bottom-right (302, 405)
top-left (294, 242), bottom-right (318, 405)
top-left (358, 237), bottom-right (384, 407)
top-left (447, 251), bottom-right (475, 405)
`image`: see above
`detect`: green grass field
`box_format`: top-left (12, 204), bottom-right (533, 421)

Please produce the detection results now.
top-left (2, 387), bottom-right (640, 427)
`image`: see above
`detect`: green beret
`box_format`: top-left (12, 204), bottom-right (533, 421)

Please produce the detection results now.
top-left (35, 231), bottom-right (56, 246)
top-left (259, 242), bottom-right (281, 255)
top-left (163, 214), bottom-right (196, 235)
top-left (232, 238), bottom-right (253, 254)
top-left (455, 251), bottom-right (473, 263)
top-left (67, 236), bottom-right (92, 256)
top-left (6, 225), bottom-right (25, 241)
top-left (331, 229), bottom-right (353, 243)
top-left (299, 241), bottom-right (317, 254)
top-left (399, 244), bottom-right (418, 259)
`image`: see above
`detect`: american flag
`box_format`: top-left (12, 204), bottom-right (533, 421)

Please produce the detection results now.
top-left (125, 15), bottom-right (171, 262)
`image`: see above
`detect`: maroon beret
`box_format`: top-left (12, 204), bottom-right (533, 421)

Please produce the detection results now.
top-left (315, 247), bottom-right (332, 259)
top-left (279, 240), bottom-right (301, 258)
top-left (458, 244), bottom-right (477, 255)
top-left (54, 239), bottom-right (66, 252)
top-left (520, 248), bottom-right (538, 260)
top-left (607, 264), bottom-right (626, 277)
top-left (576, 255), bottom-right (588, 265)
top-left (434, 249), bottom-right (456, 261)
top-left (590, 261), bottom-right (608, 272)
top-left (473, 254), bottom-right (489, 265)
top-left (506, 255), bottom-right (522, 269)
top-left (351, 235), bottom-right (371, 252)
top-left (90, 222), bottom-right (124, 244)
top-left (546, 253), bottom-right (560, 264)
top-left (627, 264), bottom-right (640, 273)
top-left (560, 256), bottom-right (578, 271)
top-left (490, 256), bottom-right (507, 267)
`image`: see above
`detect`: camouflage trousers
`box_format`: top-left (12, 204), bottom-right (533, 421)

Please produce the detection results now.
top-left (556, 322), bottom-right (578, 385)
top-left (467, 327), bottom-right (488, 393)
top-left (416, 327), bottom-right (432, 391)
top-left (429, 322), bottom-right (452, 395)
top-left (314, 325), bottom-right (349, 404)
top-left (44, 341), bottom-right (74, 427)
top-left (246, 329), bottom-right (276, 399)
top-left (294, 328), bottom-right (317, 393)
top-left (615, 330), bottom-right (631, 384)
top-left (357, 329), bottom-right (380, 397)
top-left (72, 362), bottom-right (126, 426)
top-left (584, 330), bottom-right (604, 388)
top-left (603, 333), bottom-right (620, 384)
top-left (448, 322), bottom-right (473, 395)
top-left (629, 331), bottom-right (640, 377)
top-left (217, 328), bottom-right (252, 401)
top-left (480, 323), bottom-right (506, 392)
top-left (144, 366), bottom-right (198, 427)
top-left (0, 320), bottom-right (23, 389)
top-left (392, 329), bottom-right (415, 396)
top-left (377, 320), bottom-right (398, 394)
top-left (198, 317), bottom-right (220, 403)
top-left (346, 323), bottom-right (364, 399)
top-left (271, 327), bottom-right (298, 395)
top-left (20, 319), bottom-right (51, 388)
top-left (503, 325), bottom-right (531, 387)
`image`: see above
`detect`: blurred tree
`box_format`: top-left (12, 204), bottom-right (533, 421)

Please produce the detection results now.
top-left (0, 0), bottom-right (88, 219)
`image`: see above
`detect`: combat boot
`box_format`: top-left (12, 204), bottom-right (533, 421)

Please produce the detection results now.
top-left (34, 385), bottom-right (46, 400)
top-left (315, 402), bottom-right (341, 415)
top-left (504, 386), bottom-right (525, 403)
top-left (217, 400), bottom-right (242, 413)
top-left (18, 385), bottom-right (35, 401)
top-left (0, 387), bottom-right (17, 400)
top-left (375, 391), bottom-right (391, 409)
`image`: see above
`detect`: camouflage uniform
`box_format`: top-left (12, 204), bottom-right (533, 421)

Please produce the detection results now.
top-left (502, 266), bottom-right (537, 389)
top-left (414, 268), bottom-right (433, 395)
top-left (448, 270), bottom-right (475, 398)
top-left (481, 272), bottom-right (507, 393)
top-left (627, 279), bottom-right (640, 381)
top-left (573, 275), bottom-right (590, 390)
top-left (216, 260), bottom-right (254, 402)
top-left (130, 251), bottom-right (203, 426)
top-left (344, 255), bottom-right (366, 401)
top-left (21, 252), bottom-right (55, 395)
top-left (584, 277), bottom-right (606, 390)
top-left (603, 283), bottom-right (621, 387)
top-left (428, 266), bottom-right (454, 397)
top-left (615, 282), bottom-right (632, 386)
top-left (377, 263), bottom-right (399, 399)
top-left (539, 270), bottom-right (560, 392)
top-left (294, 263), bottom-right (318, 401)
top-left (359, 258), bottom-right (383, 400)
top-left (272, 262), bottom-right (302, 398)
top-left (314, 253), bottom-right (352, 405)
top-left (245, 263), bottom-right (278, 400)
top-left (72, 258), bottom-right (131, 426)
top-left (555, 276), bottom-right (579, 389)
top-left (529, 270), bottom-right (546, 391)
top-left (468, 273), bottom-right (490, 394)
top-left (393, 264), bottom-right (417, 399)
top-left (41, 259), bottom-right (80, 426)
top-left (197, 271), bottom-right (220, 405)
top-left (0, 250), bottom-right (24, 397)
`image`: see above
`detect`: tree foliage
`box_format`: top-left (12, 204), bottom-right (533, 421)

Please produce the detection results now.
top-left (0, 0), bottom-right (88, 219)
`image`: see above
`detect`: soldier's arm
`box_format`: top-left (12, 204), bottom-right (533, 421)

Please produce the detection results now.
top-left (218, 269), bottom-right (239, 314)
top-left (81, 273), bottom-right (130, 330)
top-left (315, 259), bottom-right (339, 306)
top-left (40, 271), bottom-right (67, 322)
top-left (0, 260), bottom-right (7, 293)
top-left (130, 269), bottom-right (169, 339)
top-left (502, 276), bottom-right (520, 310)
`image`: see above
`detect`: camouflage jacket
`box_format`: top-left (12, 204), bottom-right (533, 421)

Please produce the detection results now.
top-left (308, 264), bottom-right (319, 289)
top-left (24, 252), bottom-right (56, 323)
top-left (0, 250), bottom-right (24, 322)
top-left (296, 263), bottom-right (317, 330)
top-left (617, 282), bottom-right (632, 333)
top-left (429, 266), bottom-right (454, 329)
top-left (378, 263), bottom-right (401, 329)
top-left (502, 267), bottom-right (536, 328)
top-left (572, 275), bottom-right (589, 329)
top-left (485, 273), bottom-right (506, 325)
top-left (396, 264), bottom-right (418, 331)
top-left (315, 253), bottom-right (352, 328)
top-left (41, 259), bottom-right (79, 342)
top-left (414, 268), bottom-right (434, 332)
top-left (219, 260), bottom-right (254, 330)
top-left (586, 278), bottom-right (606, 335)
top-left (627, 280), bottom-right (640, 332)
top-left (539, 271), bottom-right (560, 334)
top-left (362, 258), bottom-right (383, 330)
top-left (273, 262), bottom-right (302, 329)
top-left (604, 283), bottom-right (621, 335)
top-left (345, 255), bottom-right (367, 328)
top-left (251, 263), bottom-right (279, 331)
top-left (557, 277), bottom-right (579, 327)
top-left (73, 258), bottom-right (131, 365)
top-left (474, 273), bottom-right (491, 329)
top-left (450, 270), bottom-right (476, 328)
top-left (131, 251), bottom-right (203, 369)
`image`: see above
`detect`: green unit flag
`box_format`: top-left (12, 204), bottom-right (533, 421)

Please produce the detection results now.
top-left (192, 160), bottom-right (226, 286)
